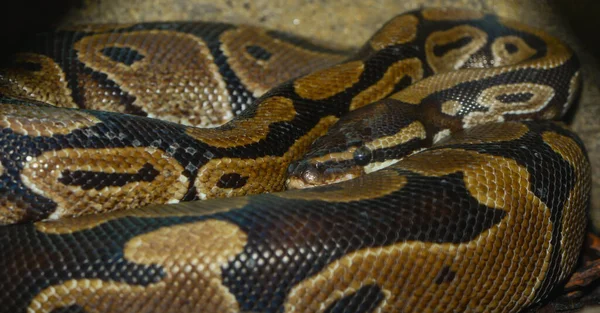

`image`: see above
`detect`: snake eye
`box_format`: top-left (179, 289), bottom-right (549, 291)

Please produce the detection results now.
top-left (353, 146), bottom-right (372, 166)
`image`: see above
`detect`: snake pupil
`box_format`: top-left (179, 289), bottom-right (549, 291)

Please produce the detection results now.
top-left (353, 146), bottom-right (372, 166)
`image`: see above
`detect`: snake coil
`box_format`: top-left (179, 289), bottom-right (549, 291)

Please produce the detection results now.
top-left (0, 7), bottom-right (591, 313)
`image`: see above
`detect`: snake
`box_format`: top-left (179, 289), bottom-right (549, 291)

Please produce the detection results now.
top-left (0, 7), bottom-right (592, 313)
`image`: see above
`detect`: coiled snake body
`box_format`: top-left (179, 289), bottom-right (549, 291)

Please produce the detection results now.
top-left (0, 8), bottom-right (591, 313)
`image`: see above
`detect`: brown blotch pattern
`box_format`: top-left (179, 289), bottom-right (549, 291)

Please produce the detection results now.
top-left (426, 25), bottom-right (488, 74)
top-left (220, 26), bottom-right (347, 97)
top-left (186, 96), bottom-right (296, 148)
top-left (278, 167), bottom-right (407, 202)
top-left (293, 61), bottom-right (364, 100)
top-left (438, 122), bottom-right (529, 145)
top-left (421, 8), bottom-right (485, 21)
top-left (369, 14), bottom-right (419, 51)
top-left (491, 36), bottom-right (537, 67)
top-left (350, 58), bottom-right (423, 110)
top-left (21, 147), bottom-right (188, 219)
top-left (0, 198), bottom-right (28, 225)
top-left (74, 30), bottom-right (231, 127)
top-left (285, 149), bottom-right (555, 313)
top-left (35, 196), bottom-right (250, 234)
top-left (542, 131), bottom-right (590, 282)
top-left (0, 53), bottom-right (78, 108)
top-left (365, 121), bottom-right (427, 150)
top-left (441, 100), bottom-right (462, 116)
top-left (29, 220), bottom-right (247, 313)
top-left (195, 116), bottom-right (339, 199)
top-left (464, 83), bottom-right (555, 127)
top-left (0, 102), bottom-right (101, 136)
top-left (499, 18), bottom-right (572, 65)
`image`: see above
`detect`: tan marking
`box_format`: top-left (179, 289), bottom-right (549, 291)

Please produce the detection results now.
top-left (0, 198), bottom-right (28, 225)
top-left (543, 131), bottom-right (590, 282)
top-left (0, 53), bottom-right (78, 108)
top-left (432, 128), bottom-right (451, 143)
top-left (35, 196), bottom-right (249, 234)
top-left (21, 147), bottom-right (188, 220)
top-left (365, 121), bottom-right (426, 151)
top-left (421, 8), bottom-right (485, 21)
top-left (220, 26), bottom-right (347, 97)
top-left (390, 66), bottom-right (553, 105)
top-left (350, 58), bottom-right (423, 110)
top-left (0, 102), bottom-right (100, 136)
top-left (29, 220), bottom-right (246, 313)
top-left (186, 96), bottom-right (296, 148)
top-left (565, 71), bottom-right (581, 115)
top-left (195, 116), bottom-right (339, 199)
top-left (425, 25), bottom-right (488, 73)
top-left (441, 100), bottom-right (462, 116)
top-left (74, 30), bottom-right (231, 127)
top-left (437, 122), bottom-right (529, 145)
top-left (464, 83), bottom-right (555, 127)
top-left (279, 167), bottom-right (407, 202)
top-left (76, 71), bottom-right (131, 114)
top-left (499, 18), bottom-right (572, 65)
top-left (308, 147), bottom-right (357, 165)
top-left (369, 15), bottom-right (419, 51)
top-left (285, 149), bottom-right (556, 312)
top-left (491, 36), bottom-right (537, 67)
top-left (293, 61), bottom-right (364, 100)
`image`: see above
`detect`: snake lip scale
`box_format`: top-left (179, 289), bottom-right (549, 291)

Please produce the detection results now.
top-left (0, 7), bottom-right (592, 313)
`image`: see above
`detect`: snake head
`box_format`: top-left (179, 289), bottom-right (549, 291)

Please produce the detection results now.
top-left (286, 100), bottom-right (429, 189)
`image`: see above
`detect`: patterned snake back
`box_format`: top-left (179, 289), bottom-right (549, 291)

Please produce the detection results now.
top-left (0, 7), bottom-right (592, 313)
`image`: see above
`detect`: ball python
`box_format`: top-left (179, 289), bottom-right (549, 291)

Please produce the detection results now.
top-left (0, 7), bottom-right (592, 313)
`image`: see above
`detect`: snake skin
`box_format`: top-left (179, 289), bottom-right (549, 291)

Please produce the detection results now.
top-left (0, 7), bottom-right (592, 313)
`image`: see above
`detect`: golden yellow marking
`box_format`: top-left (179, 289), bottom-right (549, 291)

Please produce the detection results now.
top-left (499, 18), bottom-right (572, 65)
top-left (35, 196), bottom-right (249, 234)
top-left (0, 53), bottom-right (78, 108)
top-left (441, 100), bottom-right (462, 116)
top-left (285, 149), bottom-right (556, 312)
top-left (220, 26), bottom-right (347, 97)
top-left (195, 116), bottom-right (339, 199)
top-left (369, 14), bottom-right (419, 51)
top-left (421, 8), bottom-right (485, 21)
top-left (491, 36), bottom-right (536, 67)
top-left (438, 122), bottom-right (529, 145)
top-left (293, 61), bottom-right (364, 100)
top-left (365, 121), bottom-right (426, 151)
top-left (279, 167), bottom-right (407, 202)
top-left (464, 83), bottom-right (555, 127)
top-left (543, 131), bottom-right (590, 282)
top-left (0, 102), bottom-right (100, 136)
top-left (21, 147), bottom-right (188, 220)
top-left (74, 30), bottom-right (231, 127)
top-left (29, 220), bottom-right (246, 313)
top-left (425, 25), bottom-right (488, 73)
top-left (0, 199), bottom-right (28, 225)
top-left (350, 58), bottom-right (423, 110)
top-left (186, 96), bottom-right (296, 148)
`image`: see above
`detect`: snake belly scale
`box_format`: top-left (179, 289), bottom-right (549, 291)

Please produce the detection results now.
top-left (0, 7), bottom-right (592, 313)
